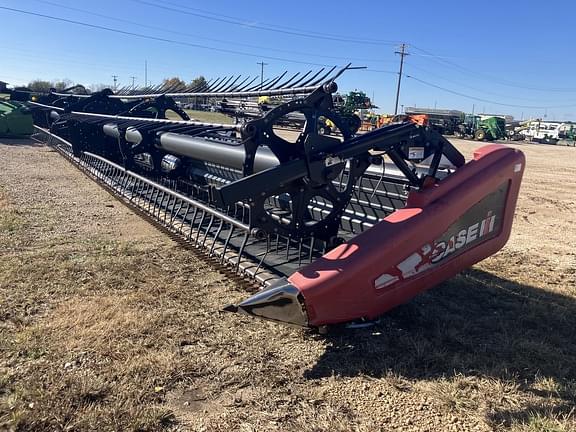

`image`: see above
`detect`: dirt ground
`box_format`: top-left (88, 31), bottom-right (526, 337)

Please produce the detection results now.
top-left (0, 137), bottom-right (574, 432)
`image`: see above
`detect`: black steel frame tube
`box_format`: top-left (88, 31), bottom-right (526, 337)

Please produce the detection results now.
top-left (157, 132), bottom-right (279, 172)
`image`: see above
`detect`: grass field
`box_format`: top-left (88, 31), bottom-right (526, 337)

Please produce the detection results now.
top-left (166, 109), bottom-right (235, 124)
top-left (0, 137), bottom-right (574, 431)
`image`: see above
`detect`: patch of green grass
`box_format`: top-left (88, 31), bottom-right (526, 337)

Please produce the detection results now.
top-left (166, 109), bottom-right (234, 124)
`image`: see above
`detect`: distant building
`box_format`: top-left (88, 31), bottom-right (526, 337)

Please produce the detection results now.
top-left (0, 81), bottom-right (7, 93)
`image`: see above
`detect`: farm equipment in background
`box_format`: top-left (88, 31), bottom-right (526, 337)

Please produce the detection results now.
top-left (28, 67), bottom-right (525, 330)
top-left (559, 123), bottom-right (576, 144)
top-left (217, 98), bottom-right (338, 135)
top-left (334, 90), bottom-right (374, 132)
top-left (404, 107), bottom-right (463, 135)
top-left (364, 114), bottom-right (428, 131)
top-left (217, 98), bottom-right (265, 120)
top-left (0, 100), bottom-right (34, 137)
top-left (334, 90), bottom-right (374, 113)
top-left (390, 114), bottom-right (429, 127)
top-left (505, 120), bottom-right (530, 141)
top-left (519, 120), bottom-right (576, 145)
top-left (215, 87), bottom-right (369, 136)
top-left (457, 115), bottom-right (507, 141)
top-left (360, 113), bottom-right (379, 131)
top-left (376, 114), bottom-right (395, 128)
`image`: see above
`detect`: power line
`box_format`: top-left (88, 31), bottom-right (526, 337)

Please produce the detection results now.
top-left (406, 74), bottom-right (576, 109)
top-left (130, 0), bottom-right (400, 46)
top-left (405, 63), bottom-right (573, 103)
top-left (0, 42), bottom-right (210, 79)
top-left (0, 49), bottom-right (134, 74)
top-left (30, 0), bottom-right (395, 64)
top-left (360, 69), bottom-right (397, 74)
top-left (410, 45), bottom-right (576, 92)
top-left (331, 55), bottom-right (576, 109)
top-left (158, 0), bottom-right (400, 45)
top-left (0, 6), bottom-right (348, 68)
top-left (13, 2), bottom-right (573, 110)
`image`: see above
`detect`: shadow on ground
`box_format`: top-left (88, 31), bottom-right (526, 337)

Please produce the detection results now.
top-left (306, 268), bottom-right (576, 426)
top-left (0, 137), bottom-right (43, 147)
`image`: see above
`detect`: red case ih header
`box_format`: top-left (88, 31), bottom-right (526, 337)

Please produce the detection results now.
top-left (237, 145), bottom-right (524, 327)
top-left (27, 68), bottom-right (525, 330)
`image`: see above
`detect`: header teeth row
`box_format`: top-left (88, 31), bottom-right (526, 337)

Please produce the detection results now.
top-left (49, 65), bottom-right (352, 100)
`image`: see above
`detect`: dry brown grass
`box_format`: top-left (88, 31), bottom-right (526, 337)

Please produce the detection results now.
top-left (0, 188), bottom-right (21, 233)
top-left (0, 139), bottom-right (575, 431)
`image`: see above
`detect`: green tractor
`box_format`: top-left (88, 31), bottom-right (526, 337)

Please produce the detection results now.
top-left (0, 100), bottom-right (34, 137)
top-left (457, 115), bottom-right (506, 141)
top-left (559, 123), bottom-right (576, 140)
top-left (332, 91), bottom-right (373, 133)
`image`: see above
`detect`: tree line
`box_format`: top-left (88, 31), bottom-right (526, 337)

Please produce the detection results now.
top-left (25, 76), bottom-right (207, 93)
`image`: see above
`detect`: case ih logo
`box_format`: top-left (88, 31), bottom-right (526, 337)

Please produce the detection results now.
top-left (374, 182), bottom-right (509, 291)
top-left (430, 211), bottom-right (496, 264)
top-left (375, 210), bottom-right (498, 290)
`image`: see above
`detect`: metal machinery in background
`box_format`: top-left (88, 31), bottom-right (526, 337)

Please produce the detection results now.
top-left (404, 107), bottom-right (464, 135)
top-left (457, 114), bottom-right (507, 141)
top-left (0, 100), bottom-right (34, 137)
top-left (28, 67), bottom-right (525, 330)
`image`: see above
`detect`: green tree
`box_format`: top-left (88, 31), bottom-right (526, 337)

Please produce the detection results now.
top-left (190, 76), bottom-right (208, 91)
top-left (28, 79), bottom-right (79, 93)
top-left (52, 79), bottom-right (74, 91)
top-left (28, 80), bottom-right (52, 93)
top-left (162, 77), bottom-right (186, 91)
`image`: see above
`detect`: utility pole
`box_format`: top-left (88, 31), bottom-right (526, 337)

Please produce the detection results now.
top-left (130, 76), bottom-right (137, 89)
top-left (112, 75), bottom-right (118, 91)
top-left (257, 61), bottom-right (268, 91)
top-left (394, 44), bottom-right (409, 115)
top-left (394, 43), bottom-right (408, 115)
top-left (144, 60), bottom-right (148, 87)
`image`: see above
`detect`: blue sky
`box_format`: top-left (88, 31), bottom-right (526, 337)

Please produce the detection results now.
top-left (1, 0), bottom-right (575, 120)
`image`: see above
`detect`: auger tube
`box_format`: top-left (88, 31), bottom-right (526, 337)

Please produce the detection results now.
top-left (157, 132), bottom-right (280, 172)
